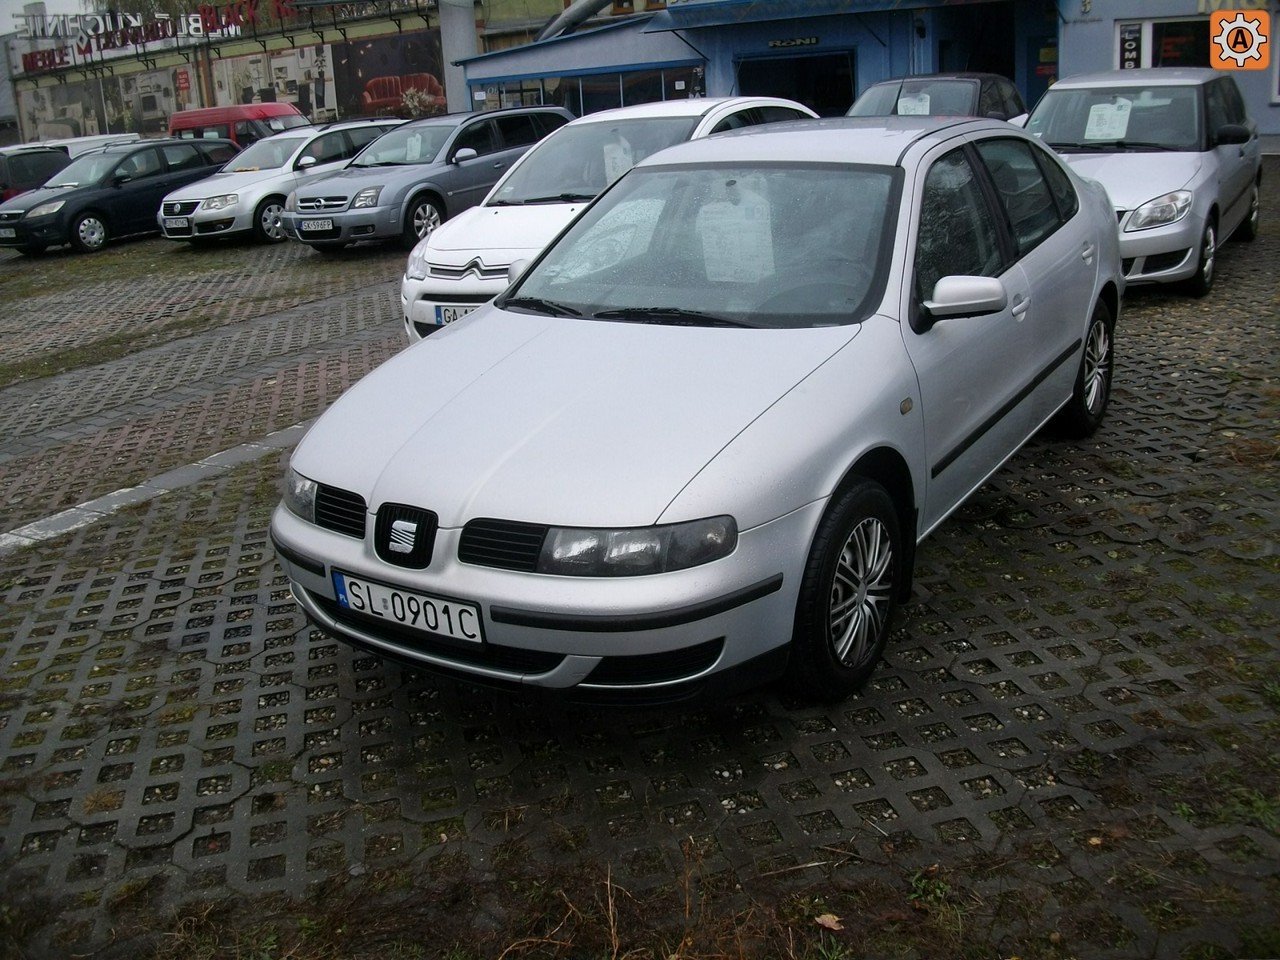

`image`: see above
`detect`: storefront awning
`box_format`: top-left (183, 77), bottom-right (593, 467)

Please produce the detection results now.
top-left (645, 0), bottom-right (981, 31)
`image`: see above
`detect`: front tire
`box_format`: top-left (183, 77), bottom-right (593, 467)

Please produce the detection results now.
top-left (253, 196), bottom-right (287, 243)
top-left (1054, 300), bottom-right (1114, 439)
top-left (402, 196), bottom-right (443, 250)
top-left (787, 480), bottom-right (901, 703)
top-left (1185, 220), bottom-right (1216, 297)
top-left (71, 212), bottom-right (108, 253)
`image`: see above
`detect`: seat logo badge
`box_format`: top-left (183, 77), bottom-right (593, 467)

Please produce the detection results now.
top-left (389, 519), bottom-right (417, 553)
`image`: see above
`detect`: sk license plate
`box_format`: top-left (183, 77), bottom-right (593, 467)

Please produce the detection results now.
top-left (163, 217), bottom-right (189, 229)
top-left (301, 218), bottom-right (333, 232)
top-left (333, 571), bottom-right (483, 643)
top-left (0, 228), bottom-right (15, 239)
top-left (435, 303), bottom-right (479, 325)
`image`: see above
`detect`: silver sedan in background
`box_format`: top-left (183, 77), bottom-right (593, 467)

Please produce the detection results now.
top-left (157, 119), bottom-right (402, 244)
top-left (270, 117), bottom-right (1123, 705)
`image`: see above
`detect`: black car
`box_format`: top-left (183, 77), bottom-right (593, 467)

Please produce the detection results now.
top-left (0, 138), bottom-right (239, 254)
top-left (0, 144), bottom-right (73, 203)
top-left (847, 72), bottom-right (1027, 122)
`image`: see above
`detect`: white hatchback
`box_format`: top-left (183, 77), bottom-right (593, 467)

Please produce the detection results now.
top-left (400, 97), bottom-right (817, 342)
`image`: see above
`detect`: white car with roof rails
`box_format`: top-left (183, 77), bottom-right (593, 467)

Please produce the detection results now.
top-left (400, 96), bottom-right (817, 341)
top-left (157, 118), bottom-right (403, 243)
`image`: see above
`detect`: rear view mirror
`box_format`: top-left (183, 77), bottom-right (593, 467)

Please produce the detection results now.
top-left (923, 275), bottom-right (1008, 319)
top-left (1215, 123), bottom-right (1251, 146)
top-left (452, 147), bottom-right (478, 164)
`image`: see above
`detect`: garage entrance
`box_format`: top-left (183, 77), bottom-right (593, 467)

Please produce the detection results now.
top-left (736, 52), bottom-right (855, 117)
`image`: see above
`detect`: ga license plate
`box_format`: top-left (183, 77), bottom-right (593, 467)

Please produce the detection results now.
top-left (0, 228), bottom-right (15, 239)
top-left (163, 217), bottom-right (189, 229)
top-left (333, 571), bottom-right (483, 643)
top-left (434, 303), bottom-right (479, 325)
top-left (301, 218), bottom-right (333, 232)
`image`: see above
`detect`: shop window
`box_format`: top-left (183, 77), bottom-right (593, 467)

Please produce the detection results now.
top-left (1152, 20), bottom-right (1209, 66)
top-left (612, 1), bottom-right (634, 13)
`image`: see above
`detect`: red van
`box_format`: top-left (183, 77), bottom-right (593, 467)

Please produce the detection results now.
top-left (169, 103), bottom-right (310, 147)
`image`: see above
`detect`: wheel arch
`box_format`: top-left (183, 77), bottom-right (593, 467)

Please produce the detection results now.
top-left (834, 445), bottom-right (918, 602)
top-left (404, 187), bottom-right (447, 222)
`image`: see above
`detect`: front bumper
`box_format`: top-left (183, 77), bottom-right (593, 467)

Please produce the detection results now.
top-left (1116, 209), bottom-right (1205, 285)
top-left (158, 201), bottom-right (254, 240)
top-left (282, 206), bottom-right (399, 245)
top-left (0, 216), bottom-right (61, 248)
top-left (269, 500), bottom-right (823, 702)
top-left (401, 270), bottom-right (506, 342)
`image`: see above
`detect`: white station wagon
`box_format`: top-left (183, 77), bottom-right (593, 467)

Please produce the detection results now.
top-left (271, 117), bottom-right (1123, 705)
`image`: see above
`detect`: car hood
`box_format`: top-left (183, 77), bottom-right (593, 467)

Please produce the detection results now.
top-left (165, 168), bottom-right (287, 199)
top-left (1, 184), bottom-right (80, 211)
top-left (294, 163), bottom-right (433, 195)
top-left (426, 203), bottom-right (587, 265)
top-left (292, 309), bottom-right (860, 528)
top-left (1059, 152), bottom-right (1203, 209)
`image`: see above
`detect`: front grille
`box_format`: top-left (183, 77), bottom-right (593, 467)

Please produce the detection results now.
top-left (163, 200), bottom-right (199, 216)
top-left (584, 638), bottom-right (724, 686)
top-left (428, 262), bottom-right (510, 281)
top-left (0, 211), bottom-right (22, 224)
top-left (1141, 250), bottom-right (1190, 275)
top-left (298, 196), bottom-right (348, 212)
top-left (315, 485), bottom-right (367, 539)
top-left (458, 519), bottom-right (548, 571)
top-left (310, 591), bottom-right (563, 673)
top-left (374, 503), bottom-right (437, 568)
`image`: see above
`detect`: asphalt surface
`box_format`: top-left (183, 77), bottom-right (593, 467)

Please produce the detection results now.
top-left (0, 165), bottom-right (1276, 958)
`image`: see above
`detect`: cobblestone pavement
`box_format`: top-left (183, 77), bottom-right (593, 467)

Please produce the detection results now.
top-left (0, 166), bottom-right (1277, 959)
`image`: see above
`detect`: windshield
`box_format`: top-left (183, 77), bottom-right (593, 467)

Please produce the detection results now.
top-left (269, 115), bottom-right (311, 133)
top-left (1025, 85), bottom-right (1203, 152)
top-left (500, 162), bottom-right (898, 330)
top-left (350, 120), bottom-right (460, 167)
top-left (46, 152), bottom-right (117, 187)
top-left (849, 79), bottom-right (977, 117)
top-left (228, 135), bottom-right (308, 172)
top-left (489, 116), bottom-right (700, 205)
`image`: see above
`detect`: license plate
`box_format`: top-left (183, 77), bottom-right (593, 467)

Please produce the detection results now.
top-left (333, 571), bottom-right (483, 643)
top-left (0, 228), bottom-right (14, 239)
top-left (163, 217), bottom-right (189, 229)
top-left (434, 303), bottom-right (479, 325)
top-left (301, 218), bottom-right (333, 232)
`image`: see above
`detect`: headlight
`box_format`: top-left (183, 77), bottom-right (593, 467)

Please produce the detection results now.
top-left (285, 191), bottom-right (297, 212)
top-left (352, 186), bottom-right (382, 209)
top-left (201, 194), bottom-right (239, 211)
top-left (283, 468), bottom-right (318, 523)
top-left (406, 238), bottom-right (430, 280)
top-left (1126, 190), bottom-right (1192, 232)
top-left (25, 199), bottom-right (65, 218)
top-left (537, 516), bottom-right (737, 577)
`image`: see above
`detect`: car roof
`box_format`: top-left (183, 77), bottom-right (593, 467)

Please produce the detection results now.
top-left (867, 72), bottom-right (1005, 85)
top-left (1049, 67), bottom-right (1221, 89)
top-left (565, 97), bottom-right (811, 126)
top-left (632, 115), bottom-right (1009, 168)
top-left (0, 143), bottom-right (67, 155)
top-left (99, 137), bottom-right (235, 155)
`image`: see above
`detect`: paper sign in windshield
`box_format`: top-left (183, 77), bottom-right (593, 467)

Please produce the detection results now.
top-left (1085, 99), bottom-right (1132, 140)
top-left (698, 187), bottom-right (773, 283)
top-left (897, 93), bottom-right (931, 115)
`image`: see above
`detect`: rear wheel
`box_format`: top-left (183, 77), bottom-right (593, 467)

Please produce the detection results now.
top-left (787, 479), bottom-right (901, 703)
top-left (1185, 220), bottom-right (1216, 297)
top-left (1054, 300), bottom-right (1114, 439)
top-left (71, 212), bottom-right (108, 253)
top-left (402, 196), bottom-right (443, 250)
top-left (252, 196), bottom-right (287, 243)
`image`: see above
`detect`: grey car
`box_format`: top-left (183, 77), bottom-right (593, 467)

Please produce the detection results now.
top-left (281, 106), bottom-right (573, 252)
top-left (1024, 68), bottom-right (1261, 297)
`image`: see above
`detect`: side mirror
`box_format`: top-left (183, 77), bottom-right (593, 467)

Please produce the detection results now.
top-left (507, 259), bottom-right (530, 285)
top-left (112, 174), bottom-right (132, 186)
top-left (922, 275), bottom-right (1008, 321)
top-left (297, 155), bottom-right (317, 168)
top-left (1215, 123), bottom-right (1251, 146)
top-left (452, 147), bottom-right (478, 164)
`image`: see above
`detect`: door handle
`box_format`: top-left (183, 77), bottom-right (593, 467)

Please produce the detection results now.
top-left (1081, 241), bottom-right (1095, 263)
top-left (1011, 295), bottom-right (1030, 319)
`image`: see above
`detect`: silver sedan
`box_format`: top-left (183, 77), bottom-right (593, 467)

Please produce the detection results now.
top-left (270, 117), bottom-right (1123, 704)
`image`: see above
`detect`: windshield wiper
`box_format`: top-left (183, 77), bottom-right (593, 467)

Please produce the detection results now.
top-left (519, 192), bottom-right (598, 204)
top-left (592, 307), bottom-right (751, 328)
top-left (501, 296), bottom-right (583, 318)
top-left (1049, 139), bottom-right (1176, 152)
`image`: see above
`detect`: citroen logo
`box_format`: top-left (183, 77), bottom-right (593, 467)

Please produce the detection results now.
top-left (388, 519), bottom-right (417, 554)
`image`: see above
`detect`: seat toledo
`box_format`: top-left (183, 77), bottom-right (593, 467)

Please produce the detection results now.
top-left (271, 117), bottom-right (1123, 705)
